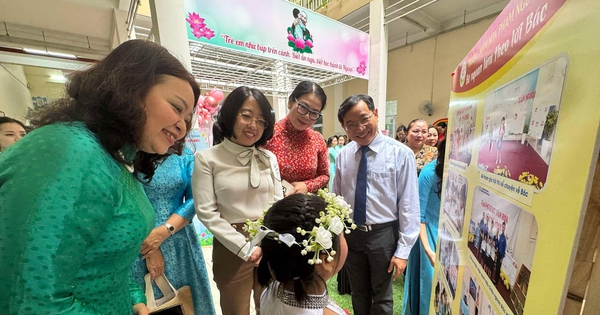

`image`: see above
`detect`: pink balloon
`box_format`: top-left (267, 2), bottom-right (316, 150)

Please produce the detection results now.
top-left (198, 96), bottom-right (206, 106)
top-left (209, 88), bottom-right (225, 102)
top-left (205, 95), bottom-right (218, 108)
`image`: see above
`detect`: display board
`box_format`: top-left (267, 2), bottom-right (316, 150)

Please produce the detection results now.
top-left (182, 0), bottom-right (369, 78)
top-left (432, 0), bottom-right (600, 314)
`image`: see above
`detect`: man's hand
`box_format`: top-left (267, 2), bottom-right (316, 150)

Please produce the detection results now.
top-left (387, 256), bottom-right (407, 281)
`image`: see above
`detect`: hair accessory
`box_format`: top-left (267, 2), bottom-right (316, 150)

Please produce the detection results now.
top-left (117, 150), bottom-right (134, 173)
top-left (244, 189), bottom-right (356, 265)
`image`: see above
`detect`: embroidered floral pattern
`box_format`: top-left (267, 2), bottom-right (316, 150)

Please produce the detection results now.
top-left (264, 117), bottom-right (329, 192)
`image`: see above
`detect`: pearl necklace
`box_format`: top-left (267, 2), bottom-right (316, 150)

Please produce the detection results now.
top-left (118, 150), bottom-right (134, 173)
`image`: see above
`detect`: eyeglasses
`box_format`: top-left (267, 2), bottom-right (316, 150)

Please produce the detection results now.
top-left (344, 114), bottom-right (374, 131)
top-left (295, 98), bottom-right (322, 121)
top-left (238, 111), bottom-right (269, 129)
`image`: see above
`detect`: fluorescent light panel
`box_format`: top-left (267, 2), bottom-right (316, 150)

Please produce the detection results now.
top-left (23, 48), bottom-right (77, 59)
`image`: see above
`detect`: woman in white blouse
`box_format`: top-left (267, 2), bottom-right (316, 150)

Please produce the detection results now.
top-left (193, 86), bottom-right (283, 315)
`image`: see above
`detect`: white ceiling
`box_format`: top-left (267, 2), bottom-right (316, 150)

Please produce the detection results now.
top-left (340, 0), bottom-right (509, 50)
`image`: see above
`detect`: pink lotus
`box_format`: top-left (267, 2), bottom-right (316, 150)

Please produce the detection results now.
top-left (305, 39), bottom-right (313, 48)
top-left (191, 27), bottom-right (204, 38)
top-left (186, 12), bottom-right (206, 29)
top-left (287, 34), bottom-right (295, 42)
top-left (294, 38), bottom-right (306, 49)
top-left (203, 27), bottom-right (215, 40)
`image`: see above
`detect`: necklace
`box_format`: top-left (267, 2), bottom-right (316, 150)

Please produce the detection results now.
top-left (276, 282), bottom-right (328, 309)
top-left (117, 150), bottom-right (134, 173)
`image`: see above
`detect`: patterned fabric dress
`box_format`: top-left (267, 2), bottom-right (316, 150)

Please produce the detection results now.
top-left (0, 122), bottom-right (153, 314)
top-left (131, 151), bottom-right (216, 315)
top-left (264, 117), bottom-right (329, 192)
top-left (415, 145), bottom-right (438, 174)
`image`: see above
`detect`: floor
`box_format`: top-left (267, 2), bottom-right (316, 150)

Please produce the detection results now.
top-left (201, 246), bottom-right (257, 315)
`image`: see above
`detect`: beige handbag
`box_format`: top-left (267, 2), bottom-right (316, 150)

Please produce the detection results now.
top-left (144, 273), bottom-right (194, 315)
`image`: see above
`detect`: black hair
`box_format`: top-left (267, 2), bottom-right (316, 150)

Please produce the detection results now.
top-left (28, 40), bottom-right (200, 182)
top-left (337, 94), bottom-right (375, 124)
top-left (212, 123), bottom-right (223, 146)
top-left (257, 194), bottom-right (341, 303)
top-left (437, 121), bottom-right (447, 128)
top-left (338, 134), bottom-right (348, 145)
top-left (407, 118), bottom-right (427, 133)
top-left (289, 81), bottom-right (327, 111)
top-left (326, 135), bottom-right (338, 147)
top-left (216, 86), bottom-right (275, 147)
top-left (293, 8), bottom-right (300, 18)
top-left (435, 139), bottom-right (446, 197)
top-left (395, 124), bottom-right (407, 141)
top-left (0, 117), bottom-right (26, 130)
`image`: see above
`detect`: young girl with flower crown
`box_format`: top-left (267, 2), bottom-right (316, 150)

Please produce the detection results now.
top-left (245, 191), bottom-right (355, 315)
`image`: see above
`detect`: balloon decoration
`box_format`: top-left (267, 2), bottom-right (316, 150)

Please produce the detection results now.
top-left (196, 88), bottom-right (225, 124)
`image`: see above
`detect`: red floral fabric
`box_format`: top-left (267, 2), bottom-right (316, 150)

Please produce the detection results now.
top-left (264, 117), bottom-right (329, 192)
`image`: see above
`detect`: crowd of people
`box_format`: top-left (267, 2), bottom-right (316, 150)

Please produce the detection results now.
top-left (0, 39), bottom-right (450, 315)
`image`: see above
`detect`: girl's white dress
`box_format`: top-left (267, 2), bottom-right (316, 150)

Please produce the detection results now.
top-left (260, 281), bottom-right (346, 315)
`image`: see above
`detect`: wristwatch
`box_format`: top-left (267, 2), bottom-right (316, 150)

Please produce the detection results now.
top-left (164, 223), bottom-right (175, 236)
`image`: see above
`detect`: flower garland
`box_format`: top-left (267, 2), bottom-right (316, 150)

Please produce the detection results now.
top-left (518, 171), bottom-right (544, 190)
top-left (493, 166), bottom-right (511, 178)
top-left (244, 189), bottom-right (356, 265)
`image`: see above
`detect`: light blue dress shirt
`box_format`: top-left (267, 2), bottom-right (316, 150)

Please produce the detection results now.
top-left (333, 132), bottom-right (420, 259)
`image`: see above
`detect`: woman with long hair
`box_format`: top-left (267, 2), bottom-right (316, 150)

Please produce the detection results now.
top-left (395, 124), bottom-right (407, 143)
top-left (0, 39), bottom-right (200, 315)
top-left (402, 139), bottom-right (446, 315)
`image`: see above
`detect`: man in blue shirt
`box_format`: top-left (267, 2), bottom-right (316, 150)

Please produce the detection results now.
top-left (495, 222), bottom-right (507, 285)
top-left (333, 94), bottom-right (420, 315)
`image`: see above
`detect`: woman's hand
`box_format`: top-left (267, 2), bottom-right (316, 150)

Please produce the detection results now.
top-left (146, 249), bottom-right (165, 280)
top-left (133, 303), bottom-right (151, 315)
top-left (248, 247), bottom-right (262, 267)
top-left (290, 182), bottom-right (308, 195)
top-left (141, 226), bottom-right (170, 257)
top-left (426, 249), bottom-right (436, 267)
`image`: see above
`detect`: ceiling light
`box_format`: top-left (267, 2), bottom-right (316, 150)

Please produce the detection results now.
top-left (23, 48), bottom-right (77, 59)
top-left (49, 75), bottom-right (68, 84)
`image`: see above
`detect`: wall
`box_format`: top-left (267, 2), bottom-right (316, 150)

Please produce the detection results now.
top-left (0, 64), bottom-right (32, 121)
top-left (388, 17), bottom-right (494, 126)
top-left (320, 16), bottom-right (495, 135)
top-left (26, 75), bottom-right (65, 100)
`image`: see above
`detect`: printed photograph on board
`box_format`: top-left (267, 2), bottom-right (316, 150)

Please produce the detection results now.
top-left (477, 55), bottom-right (568, 191)
top-left (443, 170), bottom-right (468, 234)
top-left (449, 102), bottom-right (476, 166)
top-left (460, 266), bottom-right (497, 315)
top-left (467, 186), bottom-right (538, 315)
top-left (434, 273), bottom-right (453, 315)
top-left (439, 224), bottom-right (460, 299)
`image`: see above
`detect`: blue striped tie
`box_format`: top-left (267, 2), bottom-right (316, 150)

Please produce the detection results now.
top-left (354, 146), bottom-right (369, 226)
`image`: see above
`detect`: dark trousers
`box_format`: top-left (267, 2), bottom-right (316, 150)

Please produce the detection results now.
top-left (494, 255), bottom-right (503, 285)
top-left (345, 223), bottom-right (398, 315)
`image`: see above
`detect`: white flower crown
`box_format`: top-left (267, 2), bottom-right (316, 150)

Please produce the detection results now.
top-left (243, 189), bottom-right (356, 265)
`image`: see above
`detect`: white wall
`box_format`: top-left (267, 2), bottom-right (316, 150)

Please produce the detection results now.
top-left (0, 64), bottom-right (33, 121)
top-left (321, 16), bottom-right (496, 137)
